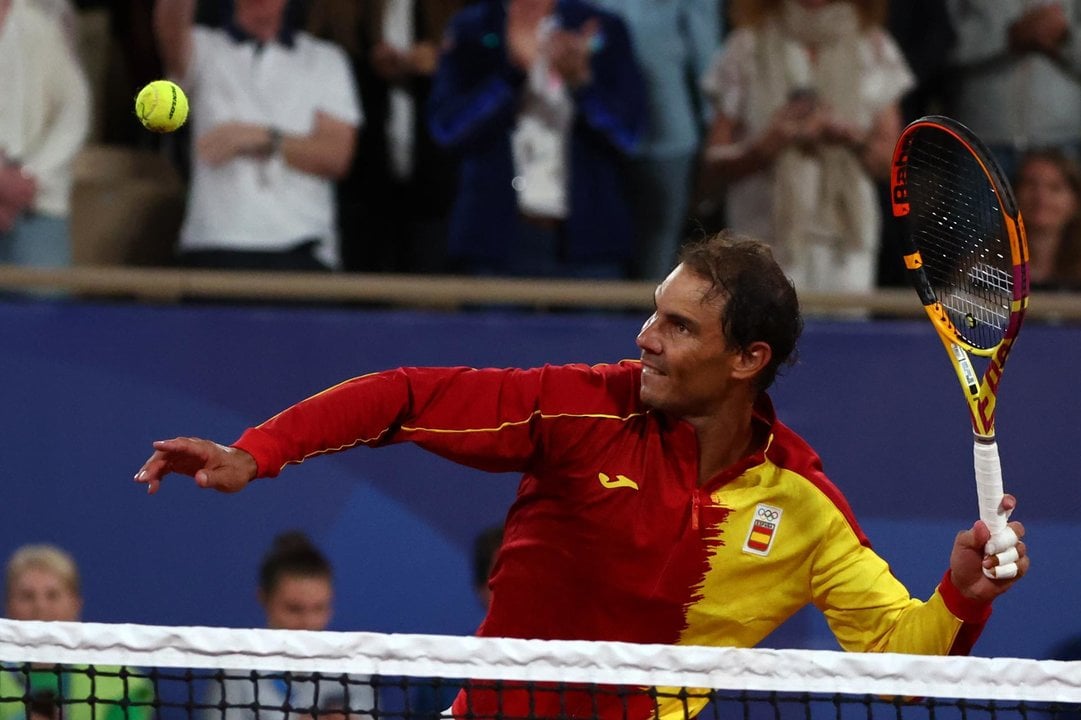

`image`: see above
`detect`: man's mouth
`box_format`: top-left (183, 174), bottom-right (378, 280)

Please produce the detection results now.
top-left (640, 361), bottom-right (665, 376)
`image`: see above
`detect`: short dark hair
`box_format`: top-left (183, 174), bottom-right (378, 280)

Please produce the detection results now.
top-left (259, 531), bottom-right (332, 595)
top-left (27, 690), bottom-right (59, 720)
top-left (677, 230), bottom-right (803, 391)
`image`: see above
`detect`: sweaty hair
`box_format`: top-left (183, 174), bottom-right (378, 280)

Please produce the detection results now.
top-left (677, 230), bottom-right (803, 391)
top-left (259, 531), bottom-right (332, 596)
top-left (5, 544), bottom-right (81, 602)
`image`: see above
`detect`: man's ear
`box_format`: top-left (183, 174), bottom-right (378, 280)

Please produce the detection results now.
top-left (732, 341), bottom-right (772, 382)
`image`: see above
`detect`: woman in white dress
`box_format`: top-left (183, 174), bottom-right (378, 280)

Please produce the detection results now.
top-left (700, 0), bottom-right (914, 294)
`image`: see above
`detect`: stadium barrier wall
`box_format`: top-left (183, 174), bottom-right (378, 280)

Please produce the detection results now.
top-left (0, 297), bottom-right (1076, 660)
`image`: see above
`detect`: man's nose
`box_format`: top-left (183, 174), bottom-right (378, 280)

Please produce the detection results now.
top-left (636, 316), bottom-right (658, 351)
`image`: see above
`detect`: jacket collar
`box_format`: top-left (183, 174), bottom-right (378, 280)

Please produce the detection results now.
top-left (225, 17), bottom-right (296, 49)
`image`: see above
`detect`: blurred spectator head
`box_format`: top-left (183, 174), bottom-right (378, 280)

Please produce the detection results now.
top-left (27, 689), bottom-right (60, 720)
top-left (1016, 148), bottom-right (1081, 286)
top-left (1017, 149), bottom-right (1081, 238)
top-left (257, 531), bottom-right (334, 631)
top-left (4, 544), bottom-right (83, 622)
top-left (234, 0), bottom-right (290, 40)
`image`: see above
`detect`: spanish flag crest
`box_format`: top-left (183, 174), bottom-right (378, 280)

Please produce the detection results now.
top-left (742, 503), bottom-right (783, 557)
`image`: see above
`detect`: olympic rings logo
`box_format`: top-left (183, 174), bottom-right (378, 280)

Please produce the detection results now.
top-left (757, 508), bottom-right (780, 521)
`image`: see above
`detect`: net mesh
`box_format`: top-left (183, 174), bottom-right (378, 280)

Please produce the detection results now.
top-left (903, 124), bottom-right (1015, 350)
top-left (2, 620), bottom-right (1079, 720)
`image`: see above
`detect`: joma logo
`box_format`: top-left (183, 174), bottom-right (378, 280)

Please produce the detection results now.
top-left (598, 473), bottom-right (639, 491)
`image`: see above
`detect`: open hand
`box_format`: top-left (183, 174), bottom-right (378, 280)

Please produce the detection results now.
top-left (549, 18), bottom-right (599, 89)
top-left (135, 437), bottom-right (257, 495)
top-left (507, 0), bottom-right (553, 70)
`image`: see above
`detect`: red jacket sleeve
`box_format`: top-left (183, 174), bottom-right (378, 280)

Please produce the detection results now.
top-left (232, 363), bottom-right (642, 478)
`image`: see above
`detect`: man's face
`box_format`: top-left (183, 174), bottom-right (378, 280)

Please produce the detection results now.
top-left (260, 574), bottom-right (333, 631)
top-left (635, 265), bottom-right (743, 418)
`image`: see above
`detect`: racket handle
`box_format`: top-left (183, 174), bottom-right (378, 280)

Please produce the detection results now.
top-left (973, 440), bottom-right (1006, 534)
top-left (973, 439), bottom-right (1011, 579)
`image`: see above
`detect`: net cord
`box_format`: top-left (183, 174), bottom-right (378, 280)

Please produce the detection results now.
top-left (2, 620), bottom-right (1080, 703)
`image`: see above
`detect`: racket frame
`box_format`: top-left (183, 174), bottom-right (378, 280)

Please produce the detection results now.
top-left (890, 116), bottom-right (1030, 572)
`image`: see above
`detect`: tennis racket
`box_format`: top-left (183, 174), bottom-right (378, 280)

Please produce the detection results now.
top-left (890, 115), bottom-right (1029, 579)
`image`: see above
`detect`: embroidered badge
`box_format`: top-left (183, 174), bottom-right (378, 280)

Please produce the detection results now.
top-left (742, 503), bottom-right (783, 557)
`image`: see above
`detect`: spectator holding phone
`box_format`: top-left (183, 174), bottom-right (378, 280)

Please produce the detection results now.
top-left (0, 0), bottom-right (90, 273)
top-left (699, 0), bottom-right (913, 295)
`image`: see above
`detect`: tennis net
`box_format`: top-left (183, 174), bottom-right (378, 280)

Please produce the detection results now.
top-left (1, 619), bottom-right (1079, 720)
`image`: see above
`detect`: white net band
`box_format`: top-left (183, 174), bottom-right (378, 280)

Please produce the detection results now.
top-left (2, 619), bottom-right (1080, 704)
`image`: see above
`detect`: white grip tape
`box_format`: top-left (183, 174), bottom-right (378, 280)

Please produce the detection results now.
top-left (973, 440), bottom-right (1008, 579)
top-left (985, 526), bottom-right (1018, 556)
top-left (983, 528), bottom-right (1020, 580)
top-left (994, 546), bottom-right (1019, 567)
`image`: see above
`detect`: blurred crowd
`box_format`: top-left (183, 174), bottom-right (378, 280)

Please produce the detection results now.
top-left (3, 0), bottom-right (1081, 291)
top-left (1, 529), bottom-right (506, 720)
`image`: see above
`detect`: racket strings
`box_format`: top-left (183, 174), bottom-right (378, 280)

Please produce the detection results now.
top-left (905, 131), bottom-right (1013, 350)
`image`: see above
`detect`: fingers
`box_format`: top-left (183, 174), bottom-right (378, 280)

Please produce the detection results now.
top-left (984, 539), bottom-right (1027, 580)
top-left (134, 437), bottom-right (211, 494)
top-left (134, 451), bottom-right (170, 495)
top-left (152, 436), bottom-right (201, 453)
top-left (951, 500), bottom-right (1029, 598)
top-left (194, 469), bottom-right (211, 489)
top-left (985, 524), bottom-right (1019, 555)
top-left (987, 562), bottom-right (1018, 580)
top-left (982, 521), bottom-right (1027, 580)
top-left (990, 546), bottom-right (1020, 579)
top-left (999, 493), bottom-right (1017, 519)
top-left (993, 546), bottom-right (1020, 567)
top-left (135, 438), bottom-right (256, 495)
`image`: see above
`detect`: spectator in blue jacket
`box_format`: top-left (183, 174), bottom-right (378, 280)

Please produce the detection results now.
top-left (428, 0), bottom-right (647, 279)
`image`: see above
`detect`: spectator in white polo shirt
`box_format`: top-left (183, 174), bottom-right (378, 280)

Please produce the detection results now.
top-left (155, 0), bottom-right (362, 271)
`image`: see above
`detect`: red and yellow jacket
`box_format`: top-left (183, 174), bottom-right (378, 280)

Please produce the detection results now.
top-left (234, 362), bottom-right (990, 719)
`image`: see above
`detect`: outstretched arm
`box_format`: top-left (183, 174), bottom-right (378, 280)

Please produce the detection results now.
top-left (132, 364), bottom-right (638, 495)
top-left (135, 437), bottom-right (257, 495)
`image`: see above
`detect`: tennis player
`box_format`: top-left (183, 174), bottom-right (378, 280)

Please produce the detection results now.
top-left (135, 230), bottom-right (1028, 720)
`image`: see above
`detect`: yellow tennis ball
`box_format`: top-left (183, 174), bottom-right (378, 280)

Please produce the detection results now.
top-left (135, 80), bottom-right (189, 133)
